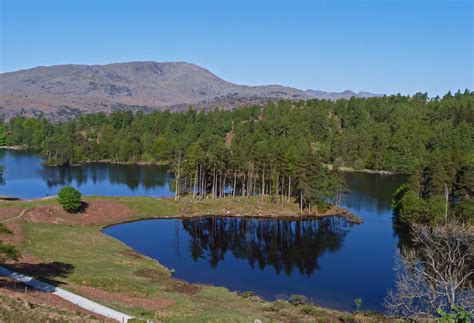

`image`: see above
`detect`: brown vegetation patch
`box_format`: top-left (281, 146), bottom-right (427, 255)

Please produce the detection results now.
top-left (135, 268), bottom-right (200, 295)
top-left (135, 268), bottom-right (166, 279)
top-left (0, 277), bottom-right (111, 321)
top-left (0, 206), bottom-right (23, 221)
top-left (167, 280), bottom-right (201, 295)
top-left (120, 249), bottom-right (142, 260)
top-left (70, 284), bottom-right (174, 311)
top-left (0, 219), bottom-right (23, 244)
top-left (225, 130), bottom-right (235, 147)
top-left (25, 200), bottom-right (134, 226)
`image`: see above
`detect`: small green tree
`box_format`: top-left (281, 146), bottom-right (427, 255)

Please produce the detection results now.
top-left (58, 186), bottom-right (82, 213)
top-left (354, 298), bottom-right (362, 311)
top-left (437, 306), bottom-right (473, 322)
top-left (0, 126), bottom-right (6, 146)
top-left (289, 294), bottom-right (307, 306)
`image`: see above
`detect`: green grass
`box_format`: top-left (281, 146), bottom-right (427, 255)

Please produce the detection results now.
top-left (18, 222), bottom-right (269, 320)
top-left (0, 196), bottom-right (389, 322)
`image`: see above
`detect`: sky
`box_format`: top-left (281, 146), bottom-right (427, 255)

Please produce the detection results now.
top-left (0, 0), bottom-right (472, 96)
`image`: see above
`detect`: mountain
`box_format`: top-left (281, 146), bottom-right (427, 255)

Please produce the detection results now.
top-left (0, 61), bottom-right (380, 121)
top-left (304, 89), bottom-right (381, 100)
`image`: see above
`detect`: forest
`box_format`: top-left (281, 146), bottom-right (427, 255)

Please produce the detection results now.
top-left (1, 90), bottom-right (473, 220)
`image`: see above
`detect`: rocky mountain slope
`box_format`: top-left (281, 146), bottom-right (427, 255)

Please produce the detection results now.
top-left (0, 61), bottom-right (380, 121)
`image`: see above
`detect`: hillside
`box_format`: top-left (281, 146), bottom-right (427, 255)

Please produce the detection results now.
top-left (0, 61), bottom-right (379, 121)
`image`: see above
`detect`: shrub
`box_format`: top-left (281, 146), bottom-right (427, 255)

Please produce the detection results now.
top-left (354, 298), bottom-right (362, 311)
top-left (333, 157), bottom-right (344, 169)
top-left (58, 186), bottom-right (82, 213)
top-left (299, 304), bottom-right (323, 316)
top-left (241, 291), bottom-right (256, 299)
top-left (353, 158), bottom-right (365, 170)
top-left (437, 306), bottom-right (473, 322)
top-left (0, 243), bottom-right (20, 261)
top-left (398, 190), bottom-right (427, 224)
top-left (338, 313), bottom-right (356, 322)
top-left (289, 294), bottom-right (307, 306)
top-left (0, 224), bottom-right (12, 234)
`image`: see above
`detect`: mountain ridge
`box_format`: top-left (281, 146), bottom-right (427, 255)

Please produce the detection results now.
top-left (0, 61), bottom-right (381, 121)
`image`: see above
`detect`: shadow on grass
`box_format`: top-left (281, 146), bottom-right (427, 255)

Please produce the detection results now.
top-left (6, 261), bottom-right (75, 286)
top-left (79, 201), bottom-right (89, 213)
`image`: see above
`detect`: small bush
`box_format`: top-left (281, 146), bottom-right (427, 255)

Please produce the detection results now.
top-left (0, 224), bottom-right (12, 234)
top-left (241, 291), bottom-right (256, 299)
top-left (333, 157), bottom-right (344, 168)
top-left (437, 306), bottom-right (473, 322)
top-left (338, 313), bottom-right (356, 322)
top-left (289, 294), bottom-right (307, 306)
top-left (266, 300), bottom-right (289, 312)
top-left (0, 243), bottom-right (20, 261)
top-left (58, 186), bottom-right (82, 213)
top-left (353, 159), bottom-right (365, 170)
top-left (354, 298), bottom-right (362, 311)
top-left (299, 304), bottom-right (323, 316)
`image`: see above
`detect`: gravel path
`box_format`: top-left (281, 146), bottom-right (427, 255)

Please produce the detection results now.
top-left (0, 266), bottom-right (133, 322)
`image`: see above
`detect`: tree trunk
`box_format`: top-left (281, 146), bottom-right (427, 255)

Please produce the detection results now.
top-left (175, 154), bottom-right (181, 201)
top-left (299, 190), bottom-right (303, 212)
top-left (287, 176), bottom-right (291, 203)
top-left (193, 164), bottom-right (198, 198)
top-left (233, 173), bottom-right (237, 197)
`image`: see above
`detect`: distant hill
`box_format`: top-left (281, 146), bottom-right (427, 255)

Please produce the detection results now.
top-left (0, 61), bottom-right (380, 121)
top-left (304, 89), bottom-right (381, 100)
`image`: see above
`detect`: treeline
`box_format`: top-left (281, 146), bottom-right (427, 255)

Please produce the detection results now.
top-left (2, 90), bottom-right (473, 214)
top-left (392, 153), bottom-right (473, 225)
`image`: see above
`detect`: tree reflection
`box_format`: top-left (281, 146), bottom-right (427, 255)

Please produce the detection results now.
top-left (37, 163), bottom-right (171, 190)
top-left (181, 217), bottom-right (350, 277)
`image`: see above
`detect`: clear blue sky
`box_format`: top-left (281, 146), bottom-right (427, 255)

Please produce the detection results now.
top-left (0, 0), bottom-right (472, 95)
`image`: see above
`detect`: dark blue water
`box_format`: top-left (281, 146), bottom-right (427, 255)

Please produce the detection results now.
top-left (0, 149), bottom-right (173, 199)
top-left (104, 173), bottom-right (407, 312)
top-left (0, 148), bottom-right (406, 312)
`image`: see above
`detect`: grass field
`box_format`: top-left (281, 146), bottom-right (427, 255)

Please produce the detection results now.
top-left (1, 196), bottom-right (390, 322)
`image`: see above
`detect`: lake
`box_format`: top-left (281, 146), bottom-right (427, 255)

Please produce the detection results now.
top-left (1, 148), bottom-right (406, 312)
top-left (0, 149), bottom-right (174, 199)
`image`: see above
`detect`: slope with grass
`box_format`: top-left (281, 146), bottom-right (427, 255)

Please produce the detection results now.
top-left (0, 196), bottom-right (390, 322)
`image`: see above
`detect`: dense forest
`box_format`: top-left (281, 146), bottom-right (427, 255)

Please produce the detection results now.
top-left (1, 90), bottom-right (473, 219)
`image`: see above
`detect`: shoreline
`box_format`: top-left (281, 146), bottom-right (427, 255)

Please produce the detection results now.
top-left (326, 164), bottom-right (397, 175)
top-left (6, 147), bottom-right (400, 174)
top-left (20, 195), bottom-right (364, 225)
top-left (44, 159), bottom-right (170, 167)
top-left (0, 145), bottom-right (27, 150)
top-left (101, 206), bottom-right (363, 230)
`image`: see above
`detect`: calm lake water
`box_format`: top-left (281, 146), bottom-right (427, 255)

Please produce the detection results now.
top-left (1, 148), bottom-right (406, 312)
top-left (0, 149), bottom-right (173, 199)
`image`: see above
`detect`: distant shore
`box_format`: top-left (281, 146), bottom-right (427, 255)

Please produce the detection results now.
top-left (0, 145), bottom-right (27, 150)
top-left (326, 164), bottom-right (396, 175)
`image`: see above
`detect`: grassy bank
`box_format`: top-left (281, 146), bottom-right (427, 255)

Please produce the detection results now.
top-left (0, 196), bottom-right (387, 322)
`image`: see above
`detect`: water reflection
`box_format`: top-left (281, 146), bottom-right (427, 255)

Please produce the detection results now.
top-left (343, 173), bottom-right (407, 214)
top-left (37, 163), bottom-right (169, 190)
top-left (182, 217), bottom-right (350, 276)
top-left (0, 149), bottom-right (173, 198)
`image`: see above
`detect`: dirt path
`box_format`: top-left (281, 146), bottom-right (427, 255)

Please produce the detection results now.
top-left (0, 207), bottom-right (29, 224)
